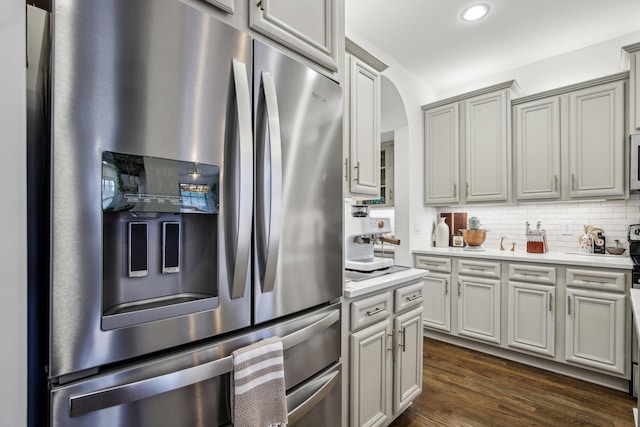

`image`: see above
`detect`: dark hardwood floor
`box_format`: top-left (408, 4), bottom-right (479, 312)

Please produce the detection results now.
top-left (391, 338), bottom-right (636, 427)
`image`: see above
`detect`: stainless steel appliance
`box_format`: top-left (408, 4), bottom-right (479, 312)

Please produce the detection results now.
top-left (629, 224), bottom-right (640, 397)
top-left (343, 202), bottom-right (407, 282)
top-left (27, 1), bottom-right (342, 425)
top-left (345, 204), bottom-right (395, 272)
top-left (630, 134), bottom-right (640, 191)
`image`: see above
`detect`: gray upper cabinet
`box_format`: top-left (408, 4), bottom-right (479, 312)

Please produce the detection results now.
top-left (513, 97), bottom-right (561, 200)
top-left (249, 0), bottom-right (339, 72)
top-left (464, 89), bottom-right (510, 202)
top-left (513, 74), bottom-right (627, 202)
top-left (344, 40), bottom-right (388, 200)
top-left (568, 81), bottom-right (625, 198)
top-left (424, 103), bottom-right (459, 204)
top-left (623, 42), bottom-right (640, 132)
top-left (423, 81), bottom-right (520, 206)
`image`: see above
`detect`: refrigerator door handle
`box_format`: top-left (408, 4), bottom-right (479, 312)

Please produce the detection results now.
top-left (228, 59), bottom-right (254, 299)
top-left (287, 367), bottom-right (340, 425)
top-left (68, 309), bottom-right (338, 417)
top-left (257, 71), bottom-right (283, 293)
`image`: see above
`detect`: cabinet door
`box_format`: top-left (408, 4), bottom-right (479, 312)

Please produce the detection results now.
top-left (568, 81), bottom-right (625, 198)
top-left (393, 306), bottom-right (423, 415)
top-left (513, 97), bottom-right (561, 200)
top-left (249, 0), bottom-right (338, 71)
top-left (457, 276), bottom-right (501, 344)
top-left (424, 103), bottom-right (459, 204)
top-left (350, 320), bottom-right (391, 427)
top-left (348, 55), bottom-right (380, 197)
top-left (422, 274), bottom-right (451, 332)
top-left (464, 90), bottom-right (509, 202)
top-left (507, 281), bottom-right (555, 357)
top-left (565, 288), bottom-right (626, 375)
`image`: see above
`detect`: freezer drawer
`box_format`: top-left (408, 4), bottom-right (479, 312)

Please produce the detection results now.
top-left (51, 305), bottom-right (341, 426)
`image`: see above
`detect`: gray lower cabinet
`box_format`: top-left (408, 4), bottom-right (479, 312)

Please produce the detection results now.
top-left (457, 260), bottom-right (502, 345)
top-left (414, 253), bottom-right (631, 384)
top-left (347, 280), bottom-right (423, 427)
top-left (507, 264), bottom-right (557, 357)
top-left (565, 268), bottom-right (628, 375)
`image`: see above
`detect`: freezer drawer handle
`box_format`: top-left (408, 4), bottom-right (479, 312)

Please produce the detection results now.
top-left (68, 355), bottom-right (235, 417)
top-left (287, 368), bottom-right (340, 425)
top-left (280, 309), bottom-right (339, 350)
top-left (68, 309), bottom-right (339, 417)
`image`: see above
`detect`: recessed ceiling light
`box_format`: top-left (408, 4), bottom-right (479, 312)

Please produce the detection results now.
top-left (461, 4), bottom-right (490, 22)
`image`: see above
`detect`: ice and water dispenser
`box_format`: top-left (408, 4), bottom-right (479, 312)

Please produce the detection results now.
top-left (101, 151), bottom-right (220, 330)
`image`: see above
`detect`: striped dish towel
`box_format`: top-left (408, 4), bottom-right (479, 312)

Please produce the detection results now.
top-left (232, 336), bottom-right (288, 427)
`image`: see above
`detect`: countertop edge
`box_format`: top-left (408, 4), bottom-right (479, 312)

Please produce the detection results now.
top-left (412, 248), bottom-right (633, 270)
top-left (344, 268), bottom-right (427, 299)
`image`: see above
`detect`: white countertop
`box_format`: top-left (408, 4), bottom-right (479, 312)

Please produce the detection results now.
top-left (344, 268), bottom-right (427, 298)
top-left (413, 247), bottom-right (633, 270)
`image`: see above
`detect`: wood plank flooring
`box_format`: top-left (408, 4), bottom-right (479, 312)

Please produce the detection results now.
top-left (390, 338), bottom-right (636, 427)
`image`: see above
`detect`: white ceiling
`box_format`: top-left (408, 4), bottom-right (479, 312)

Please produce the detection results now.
top-left (345, 0), bottom-right (640, 94)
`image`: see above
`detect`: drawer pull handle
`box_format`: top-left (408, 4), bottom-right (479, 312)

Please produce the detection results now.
top-left (406, 294), bottom-right (421, 302)
top-left (398, 328), bottom-right (406, 352)
top-left (366, 307), bottom-right (386, 317)
top-left (445, 279), bottom-right (449, 295)
top-left (387, 333), bottom-right (393, 352)
top-left (584, 280), bottom-right (607, 286)
top-left (549, 293), bottom-right (553, 312)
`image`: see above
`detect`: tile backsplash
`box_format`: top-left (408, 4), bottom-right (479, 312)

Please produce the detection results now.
top-left (438, 194), bottom-right (640, 253)
top-left (372, 194), bottom-right (640, 254)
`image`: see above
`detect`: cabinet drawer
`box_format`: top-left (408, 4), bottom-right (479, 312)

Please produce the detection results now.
top-left (458, 259), bottom-right (501, 279)
top-left (565, 268), bottom-right (627, 293)
top-left (394, 281), bottom-right (424, 313)
top-left (414, 255), bottom-right (451, 273)
top-left (350, 292), bottom-right (392, 331)
top-left (508, 264), bottom-right (556, 285)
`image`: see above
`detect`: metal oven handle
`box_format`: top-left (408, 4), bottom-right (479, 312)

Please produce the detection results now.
top-left (68, 309), bottom-right (339, 417)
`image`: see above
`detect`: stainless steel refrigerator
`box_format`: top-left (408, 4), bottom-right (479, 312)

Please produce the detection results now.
top-left (27, 1), bottom-right (343, 425)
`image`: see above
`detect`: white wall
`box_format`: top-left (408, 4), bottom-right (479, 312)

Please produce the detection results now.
top-left (440, 30), bottom-right (640, 99)
top-left (0, 0), bottom-right (27, 425)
